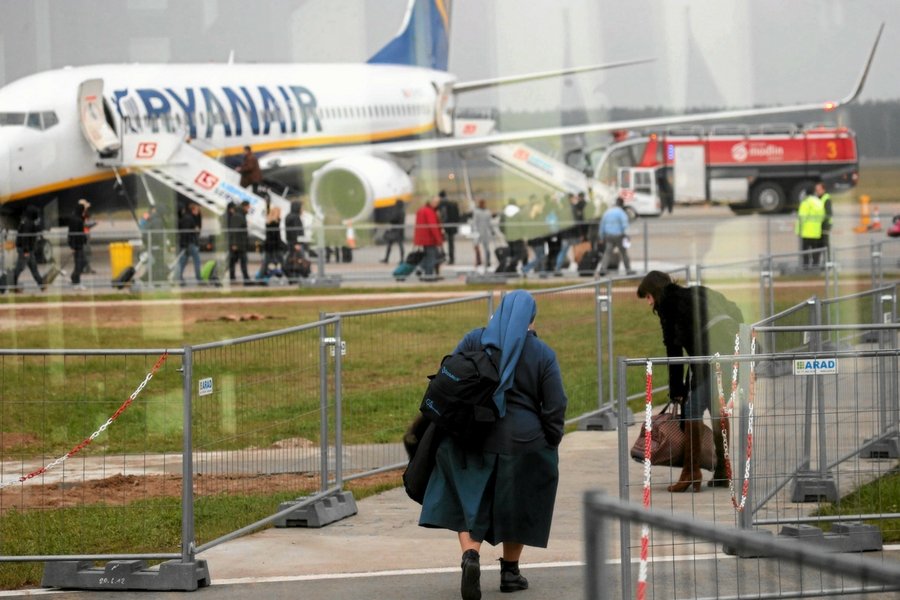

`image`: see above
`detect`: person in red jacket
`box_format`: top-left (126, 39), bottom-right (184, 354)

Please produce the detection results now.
top-left (414, 195), bottom-right (445, 280)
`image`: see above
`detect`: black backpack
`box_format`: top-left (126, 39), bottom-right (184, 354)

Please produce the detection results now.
top-left (419, 346), bottom-right (502, 448)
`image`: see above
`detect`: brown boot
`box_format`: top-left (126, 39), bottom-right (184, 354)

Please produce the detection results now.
top-left (668, 420), bottom-right (703, 493)
top-left (708, 414), bottom-right (730, 488)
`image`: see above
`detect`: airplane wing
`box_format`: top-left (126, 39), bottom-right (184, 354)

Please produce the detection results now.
top-left (261, 23), bottom-right (882, 171)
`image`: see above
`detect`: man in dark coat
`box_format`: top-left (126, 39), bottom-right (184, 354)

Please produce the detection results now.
top-left (176, 203), bottom-right (203, 284)
top-left (227, 201), bottom-right (250, 282)
top-left (236, 145), bottom-right (263, 193)
top-left (438, 190), bottom-right (460, 265)
top-left (67, 199), bottom-right (90, 290)
top-left (13, 205), bottom-right (45, 292)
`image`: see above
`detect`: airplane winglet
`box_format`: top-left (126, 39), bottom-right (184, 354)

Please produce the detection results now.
top-left (836, 22), bottom-right (884, 107)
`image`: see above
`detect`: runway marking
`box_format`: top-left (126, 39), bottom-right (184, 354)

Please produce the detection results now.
top-left (0, 545), bottom-right (897, 594)
top-left (209, 544), bottom-right (900, 586)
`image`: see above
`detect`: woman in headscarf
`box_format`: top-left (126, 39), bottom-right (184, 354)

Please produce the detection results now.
top-left (419, 290), bottom-right (568, 600)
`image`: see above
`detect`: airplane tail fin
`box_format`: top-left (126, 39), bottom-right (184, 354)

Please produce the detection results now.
top-left (367, 0), bottom-right (451, 71)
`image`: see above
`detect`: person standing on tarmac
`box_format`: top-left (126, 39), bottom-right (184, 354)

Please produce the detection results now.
top-left (438, 190), bottom-right (460, 265)
top-left (12, 205), bottom-right (45, 292)
top-left (796, 188), bottom-right (826, 269)
top-left (413, 195), bottom-right (445, 280)
top-left (68, 199), bottom-right (91, 291)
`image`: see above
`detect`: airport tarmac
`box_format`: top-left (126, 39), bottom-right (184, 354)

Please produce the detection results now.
top-left (8, 428), bottom-right (898, 599)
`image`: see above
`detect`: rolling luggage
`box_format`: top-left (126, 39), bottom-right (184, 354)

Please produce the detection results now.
top-left (112, 266), bottom-right (136, 290)
top-left (43, 264), bottom-right (61, 286)
top-left (495, 246), bottom-right (517, 274)
top-left (393, 261), bottom-right (416, 280)
top-left (577, 247), bottom-right (602, 276)
top-left (284, 251), bottom-right (311, 282)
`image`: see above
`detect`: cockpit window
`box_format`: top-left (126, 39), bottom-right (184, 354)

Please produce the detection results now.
top-left (0, 111), bottom-right (58, 130)
top-left (41, 111), bottom-right (59, 129)
top-left (0, 112), bottom-right (26, 126)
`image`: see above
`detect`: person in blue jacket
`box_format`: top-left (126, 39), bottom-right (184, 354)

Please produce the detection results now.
top-left (419, 290), bottom-right (568, 600)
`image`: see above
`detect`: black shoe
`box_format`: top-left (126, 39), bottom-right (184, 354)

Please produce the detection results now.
top-left (461, 550), bottom-right (481, 600)
top-left (500, 559), bottom-right (528, 593)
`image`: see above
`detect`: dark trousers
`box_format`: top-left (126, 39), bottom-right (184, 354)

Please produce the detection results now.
top-left (13, 249), bottom-right (43, 287)
top-left (384, 240), bottom-right (404, 263)
top-left (71, 247), bottom-right (86, 284)
top-left (445, 232), bottom-right (456, 264)
top-left (228, 248), bottom-right (249, 280)
top-left (801, 237), bottom-right (823, 267)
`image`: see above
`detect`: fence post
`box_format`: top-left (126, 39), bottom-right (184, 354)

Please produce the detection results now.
top-left (739, 325), bottom-right (754, 530)
top-left (791, 298), bottom-right (838, 502)
top-left (334, 317), bottom-right (344, 489)
top-left (579, 282), bottom-right (619, 430)
top-left (865, 292), bottom-right (900, 459)
top-left (615, 358), bottom-right (632, 600)
top-left (642, 218), bottom-right (649, 275)
top-left (870, 240), bottom-right (883, 291)
top-left (181, 346), bottom-right (197, 563)
top-left (319, 316), bottom-right (330, 493)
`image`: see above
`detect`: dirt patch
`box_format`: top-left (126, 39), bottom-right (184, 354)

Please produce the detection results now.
top-left (0, 470), bottom-right (403, 512)
top-left (0, 433), bottom-right (40, 451)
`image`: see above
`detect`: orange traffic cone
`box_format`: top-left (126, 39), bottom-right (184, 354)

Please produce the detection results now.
top-left (345, 221), bottom-right (357, 249)
top-left (870, 205), bottom-right (882, 232)
top-left (854, 195), bottom-right (871, 233)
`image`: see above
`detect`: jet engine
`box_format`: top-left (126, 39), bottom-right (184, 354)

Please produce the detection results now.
top-left (310, 154), bottom-right (413, 225)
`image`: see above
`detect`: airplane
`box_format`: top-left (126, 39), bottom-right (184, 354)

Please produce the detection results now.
top-left (0, 0), bottom-right (883, 242)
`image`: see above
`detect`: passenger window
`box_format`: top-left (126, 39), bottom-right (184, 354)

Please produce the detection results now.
top-left (26, 113), bottom-right (42, 130)
top-left (0, 112), bottom-right (26, 126)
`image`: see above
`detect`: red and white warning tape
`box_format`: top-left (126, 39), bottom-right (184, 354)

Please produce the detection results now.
top-left (0, 352), bottom-right (169, 490)
top-left (714, 332), bottom-right (756, 511)
top-left (637, 360), bottom-right (653, 600)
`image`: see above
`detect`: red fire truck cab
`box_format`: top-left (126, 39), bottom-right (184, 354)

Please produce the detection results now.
top-left (596, 124), bottom-right (859, 214)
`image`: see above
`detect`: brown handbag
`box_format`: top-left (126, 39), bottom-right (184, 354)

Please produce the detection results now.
top-left (630, 401), bottom-right (717, 470)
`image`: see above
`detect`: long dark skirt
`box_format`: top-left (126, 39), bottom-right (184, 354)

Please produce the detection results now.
top-left (418, 438), bottom-right (559, 548)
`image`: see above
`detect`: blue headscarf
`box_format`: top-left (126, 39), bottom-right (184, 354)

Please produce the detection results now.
top-left (480, 290), bottom-right (537, 417)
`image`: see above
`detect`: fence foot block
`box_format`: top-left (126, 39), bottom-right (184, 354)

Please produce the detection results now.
top-left (42, 559), bottom-right (210, 591)
top-left (778, 522), bottom-right (883, 553)
top-left (299, 276), bottom-right (342, 288)
top-left (864, 435), bottom-right (900, 459)
top-left (578, 407), bottom-right (632, 431)
top-left (465, 274), bottom-right (511, 285)
top-left (791, 472), bottom-right (838, 502)
top-left (274, 490), bottom-right (357, 528)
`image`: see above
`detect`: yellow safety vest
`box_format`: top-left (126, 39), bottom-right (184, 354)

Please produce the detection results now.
top-left (796, 195), bottom-right (825, 239)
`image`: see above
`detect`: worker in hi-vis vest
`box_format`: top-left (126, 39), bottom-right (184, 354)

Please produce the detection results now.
top-left (796, 191), bottom-right (826, 269)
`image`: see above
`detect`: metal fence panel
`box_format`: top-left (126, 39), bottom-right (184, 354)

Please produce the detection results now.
top-left (326, 295), bottom-right (493, 481)
top-left (187, 323), bottom-right (328, 548)
top-left (0, 350), bottom-right (183, 561)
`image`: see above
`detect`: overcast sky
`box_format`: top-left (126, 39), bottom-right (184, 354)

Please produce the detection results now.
top-left (0, 0), bottom-right (897, 113)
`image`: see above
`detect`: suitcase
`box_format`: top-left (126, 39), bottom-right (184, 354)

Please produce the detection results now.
top-left (577, 248), bottom-right (602, 276)
top-left (393, 261), bottom-right (416, 280)
top-left (201, 259), bottom-right (218, 282)
top-left (495, 246), bottom-right (517, 274)
top-left (284, 252), bottom-right (311, 281)
top-left (112, 265), bottom-right (136, 290)
top-left (43, 265), bottom-right (61, 286)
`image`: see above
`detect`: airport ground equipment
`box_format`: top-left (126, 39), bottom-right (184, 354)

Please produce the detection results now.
top-left (607, 124), bottom-right (859, 214)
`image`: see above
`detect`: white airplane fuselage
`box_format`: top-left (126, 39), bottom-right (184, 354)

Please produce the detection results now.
top-left (0, 63), bottom-right (455, 217)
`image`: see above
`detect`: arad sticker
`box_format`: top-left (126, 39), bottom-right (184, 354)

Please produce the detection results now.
top-left (793, 358), bottom-right (838, 375)
top-left (198, 377), bottom-right (214, 396)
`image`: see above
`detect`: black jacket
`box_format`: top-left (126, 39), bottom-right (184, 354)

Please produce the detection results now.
top-left (655, 284), bottom-right (743, 398)
top-left (178, 210), bottom-right (199, 249)
top-left (67, 212), bottom-right (87, 250)
top-left (16, 214), bottom-right (39, 252)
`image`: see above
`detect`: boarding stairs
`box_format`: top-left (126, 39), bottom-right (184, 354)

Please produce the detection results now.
top-left (98, 130), bottom-right (288, 240)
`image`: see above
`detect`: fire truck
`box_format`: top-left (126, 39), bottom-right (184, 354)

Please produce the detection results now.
top-left (595, 124), bottom-right (859, 214)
